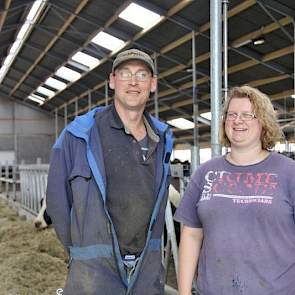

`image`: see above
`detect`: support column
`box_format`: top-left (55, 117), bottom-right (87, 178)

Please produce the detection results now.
top-left (222, 0), bottom-right (229, 100)
top-left (105, 80), bottom-right (109, 106)
top-left (153, 53), bottom-right (159, 119)
top-left (293, 21), bottom-right (295, 146)
top-left (210, 0), bottom-right (222, 157)
top-left (88, 91), bottom-right (92, 111)
top-left (191, 31), bottom-right (200, 172)
top-left (75, 98), bottom-right (78, 116)
top-left (55, 108), bottom-right (58, 140)
top-left (13, 102), bottom-right (17, 163)
top-left (64, 104), bottom-right (67, 127)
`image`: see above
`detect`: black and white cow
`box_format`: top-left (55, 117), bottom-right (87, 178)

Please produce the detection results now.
top-left (34, 196), bottom-right (52, 229)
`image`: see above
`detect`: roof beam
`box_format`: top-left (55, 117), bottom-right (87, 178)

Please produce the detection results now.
top-left (158, 15), bottom-right (293, 80)
top-left (156, 73), bottom-right (292, 116)
top-left (0, 0), bottom-right (12, 32)
top-left (231, 16), bottom-right (292, 48)
top-left (159, 0), bottom-right (256, 55)
top-left (258, 0), bottom-right (295, 18)
top-left (257, 1), bottom-right (293, 43)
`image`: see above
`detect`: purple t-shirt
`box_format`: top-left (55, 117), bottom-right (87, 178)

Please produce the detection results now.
top-left (174, 152), bottom-right (295, 295)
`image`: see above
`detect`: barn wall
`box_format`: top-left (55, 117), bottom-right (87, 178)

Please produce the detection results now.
top-left (0, 96), bottom-right (64, 164)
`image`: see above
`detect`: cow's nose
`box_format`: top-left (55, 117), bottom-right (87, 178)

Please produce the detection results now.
top-left (34, 221), bottom-right (42, 228)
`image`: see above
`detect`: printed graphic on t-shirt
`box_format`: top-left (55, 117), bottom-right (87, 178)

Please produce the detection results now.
top-left (200, 170), bottom-right (278, 205)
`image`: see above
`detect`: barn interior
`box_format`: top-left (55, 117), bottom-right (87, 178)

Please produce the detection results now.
top-left (1, 0), bottom-right (295, 294)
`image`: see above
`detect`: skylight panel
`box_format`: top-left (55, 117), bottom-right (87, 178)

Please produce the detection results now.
top-left (31, 93), bottom-right (45, 101)
top-left (71, 52), bottom-right (100, 69)
top-left (26, 0), bottom-right (44, 22)
top-left (119, 3), bottom-right (161, 29)
top-left (55, 66), bottom-right (81, 82)
top-left (45, 77), bottom-right (67, 90)
top-left (200, 112), bottom-right (211, 121)
top-left (167, 118), bottom-right (194, 130)
top-left (28, 95), bottom-right (44, 104)
top-left (91, 32), bottom-right (125, 51)
top-left (36, 86), bottom-right (55, 97)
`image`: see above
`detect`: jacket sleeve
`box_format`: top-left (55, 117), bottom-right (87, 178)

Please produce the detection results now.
top-left (46, 132), bottom-right (73, 252)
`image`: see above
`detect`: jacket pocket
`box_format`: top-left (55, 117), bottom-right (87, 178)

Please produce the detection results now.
top-left (68, 165), bottom-right (92, 244)
top-left (69, 165), bottom-right (92, 182)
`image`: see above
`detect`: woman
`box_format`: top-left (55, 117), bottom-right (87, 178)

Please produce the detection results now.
top-left (174, 85), bottom-right (295, 295)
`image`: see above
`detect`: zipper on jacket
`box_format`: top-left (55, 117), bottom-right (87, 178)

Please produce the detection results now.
top-left (107, 222), bottom-right (112, 235)
top-left (67, 256), bottom-right (73, 269)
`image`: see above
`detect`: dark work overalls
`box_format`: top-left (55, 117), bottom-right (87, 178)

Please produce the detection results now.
top-left (47, 107), bottom-right (173, 295)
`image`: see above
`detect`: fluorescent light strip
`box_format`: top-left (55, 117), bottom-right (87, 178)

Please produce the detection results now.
top-left (119, 3), bottom-right (161, 29)
top-left (27, 0), bottom-right (44, 22)
top-left (45, 77), bottom-right (67, 90)
top-left (71, 51), bottom-right (100, 69)
top-left (0, 66), bottom-right (6, 75)
top-left (9, 40), bottom-right (22, 54)
top-left (55, 66), bottom-right (81, 82)
top-left (91, 32), bottom-right (125, 51)
top-left (168, 118), bottom-right (194, 130)
top-left (16, 23), bottom-right (31, 40)
top-left (3, 55), bottom-right (14, 66)
top-left (0, 0), bottom-right (47, 84)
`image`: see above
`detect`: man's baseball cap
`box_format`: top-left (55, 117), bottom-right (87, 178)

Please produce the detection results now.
top-left (112, 49), bottom-right (155, 74)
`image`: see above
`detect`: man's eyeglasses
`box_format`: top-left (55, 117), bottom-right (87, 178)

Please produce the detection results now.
top-left (225, 111), bottom-right (256, 121)
top-left (115, 69), bottom-right (151, 82)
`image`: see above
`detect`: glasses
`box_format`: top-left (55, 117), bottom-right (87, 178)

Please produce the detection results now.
top-left (115, 69), bottom-right (151, 82)
top-left (226, 111), bottom-right (256, 121)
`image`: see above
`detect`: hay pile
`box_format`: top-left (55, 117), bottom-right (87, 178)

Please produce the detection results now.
top-left (0, 198), bottom-right (178, 294)
top-left (0, 198), bottom-right (67, 295)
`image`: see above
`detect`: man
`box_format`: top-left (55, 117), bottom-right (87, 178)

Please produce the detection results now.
top-left (46, 48), bottom-right (173, 295)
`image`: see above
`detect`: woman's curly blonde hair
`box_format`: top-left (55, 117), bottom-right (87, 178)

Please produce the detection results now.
top-left (220, 85), bottom-right (282, 149)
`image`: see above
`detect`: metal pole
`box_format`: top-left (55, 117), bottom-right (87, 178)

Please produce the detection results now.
top-left (222, 0), bottom-right (229, 100)
top-left (284, 97), bottom-right (288, 150)
top-left (88, 90), bottom-right (92, 111)
top-left (13, 102), bottom-right (17, 164)
top-left (210, 0), bottom-right (222, 157)
top-left (64, 104), bottom-right (67, 127)
top-left (293, 21), bottom-right (295, 147)
top-left (105, 80), bottom-right (109, 106)
top-left (191, 31), bottom-right (200, 172)
top-left (55, 108), bottom-right (58, 140)
top-left (153, 53), bottom-right (159, 119)
top-left (75, 98), bottom-right (78, 116)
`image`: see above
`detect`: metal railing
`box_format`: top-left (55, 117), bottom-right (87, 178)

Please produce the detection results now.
top-left (2, 162), bottom-right (181, 291)
top-left (0, 162), bottom-right (20, 200)
top-left (19, 164), bottom-right (49, 215)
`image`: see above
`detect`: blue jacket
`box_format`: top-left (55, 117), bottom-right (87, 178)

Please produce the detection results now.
top-left (46, 107), bottom-right (173, 295)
